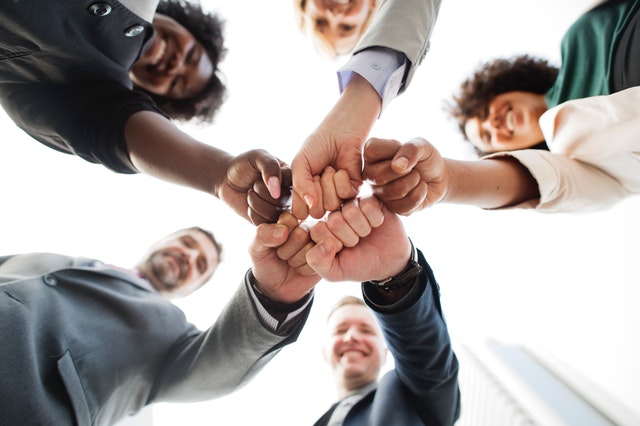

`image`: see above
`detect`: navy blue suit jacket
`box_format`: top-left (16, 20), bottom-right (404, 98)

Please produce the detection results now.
top-left (315, 250), bottom-right (460, 425)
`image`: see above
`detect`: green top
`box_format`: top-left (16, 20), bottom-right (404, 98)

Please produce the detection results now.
top-left (545, 0), bottom-right (633, 108)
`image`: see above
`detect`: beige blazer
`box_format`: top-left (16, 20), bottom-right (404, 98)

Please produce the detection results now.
top-left (354, 0), bottom-right (443, 91)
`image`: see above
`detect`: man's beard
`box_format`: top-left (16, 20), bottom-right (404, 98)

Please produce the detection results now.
top-left (148, 251), bottom-right (182, 290)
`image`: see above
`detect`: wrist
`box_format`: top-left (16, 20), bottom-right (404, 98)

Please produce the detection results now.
top-left (247, 269), bottom-right (311, 316)
top-left (329, 74), bottom-right (381, 138)
top-left (210, 153), bottom-right (235, 198)
top-left (365, 239), bottom-right (421, 293)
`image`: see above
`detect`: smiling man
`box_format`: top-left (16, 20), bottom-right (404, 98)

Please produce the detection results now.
top-left (304, 198), bottom-right (460, 426)
top-left (0, 223), bottom-right (317, 425)
top-left (136, 226), bottom-right (221, 298)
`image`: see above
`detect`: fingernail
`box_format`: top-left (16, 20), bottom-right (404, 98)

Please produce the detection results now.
top-left (304, 194), bottom-right (314, 208)
top-left (393, 157), bottom-right (409, 171)
top-left (267, 177), bottom-right (280, 198)
top-left (272, 226), bottom-right (285, 239)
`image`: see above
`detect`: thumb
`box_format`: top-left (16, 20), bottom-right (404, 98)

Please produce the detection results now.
top-left (306, 237), bottom-right (342, 281)
top-left (363, 138), bottom-right (401, 164)
top-left (253, 152), bottom-right (284, 199)
top-left (292, 158), bottom-right (318, 219)
top-left (251, 223), bottom-right (289, 258)
top-left (391, 137), bottom-right (430, 174)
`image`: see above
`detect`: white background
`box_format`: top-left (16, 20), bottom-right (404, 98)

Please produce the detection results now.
top-left (1, 0), bottom-right (639, 424)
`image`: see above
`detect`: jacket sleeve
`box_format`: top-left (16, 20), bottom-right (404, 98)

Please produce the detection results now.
top-left (0, 255), bottom-right (15, 268)
top-left (362, 249), bottom-right (461, 425)
top-left (148, 276), bottom-right (312, 403)
top-left (354, 0), bottom-right (442, 91)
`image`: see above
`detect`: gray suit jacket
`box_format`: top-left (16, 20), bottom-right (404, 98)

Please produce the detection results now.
top-left (0, 253), bottom-right (310, 425)
top-left (355, 0), bottom-right (442, 91)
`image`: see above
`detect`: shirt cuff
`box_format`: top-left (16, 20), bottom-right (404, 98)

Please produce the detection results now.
top-left (338, 47), bottom-right (407, 116)
top-left (246, 269), bottom-right (314, 333)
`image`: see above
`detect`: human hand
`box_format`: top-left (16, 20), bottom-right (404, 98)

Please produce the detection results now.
top-left (250, 212), bottom-right (319, 304)
top-left (217, 149), bottom-right (292, 225)
top-left (247, 167), bottom-right (292, 225)
top-left (363, 137), bottom-right (448, 215)
top-left (307, 196), bottom-right (410, 282)
top-left (291, 130), bottom-right (362, 220)
top-left (291, 74), bottom-right (381, 220)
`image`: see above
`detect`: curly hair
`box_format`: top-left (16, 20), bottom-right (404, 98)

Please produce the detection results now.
top-left (141, 0), bottom-right (227, 124)
top-left (446, 55), bottom-right (559, 142)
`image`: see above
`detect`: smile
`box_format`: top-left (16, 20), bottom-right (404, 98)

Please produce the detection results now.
top-left (505, 109), bottom-right (515, 132)
top-left (150, 38), bottom-right (167, 67)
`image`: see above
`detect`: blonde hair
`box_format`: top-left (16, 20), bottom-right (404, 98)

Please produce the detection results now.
top-left (326, 295), bottom-right (366, 321)
top-left (293, 0), bottom-right (377, 59)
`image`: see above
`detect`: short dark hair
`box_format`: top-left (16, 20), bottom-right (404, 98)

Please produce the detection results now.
top-left (142, 0), bottom-right (228, 124)
top-left (187, 226), bottom-right (223, 262)
top-left (446, 55), bottom-right (559, 144)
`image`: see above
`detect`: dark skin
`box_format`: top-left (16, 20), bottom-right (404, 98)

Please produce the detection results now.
top-left (125, 111), bottom-right (287, 225)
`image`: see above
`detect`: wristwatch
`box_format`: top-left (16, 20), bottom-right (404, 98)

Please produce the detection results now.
top-left (366, 239), bottom-right (422, 293)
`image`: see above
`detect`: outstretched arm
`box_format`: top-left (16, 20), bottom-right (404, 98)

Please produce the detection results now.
top-left (125, 111), bottom-right (287, 224)
top-left (363, 137), bottom-right (540, 213)
top-left (290, 74), bottom-right (380, 220)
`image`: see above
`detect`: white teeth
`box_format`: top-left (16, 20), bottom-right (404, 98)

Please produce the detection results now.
top-left (505, 110), bottom-right (515, 132)
top-left (151, 39), bottom-right (166, 66)
top-left (331, 0), bottom-right (350, 4)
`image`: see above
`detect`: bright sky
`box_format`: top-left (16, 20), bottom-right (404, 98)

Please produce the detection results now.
top-left (1, 0), bottom-right (638, 425)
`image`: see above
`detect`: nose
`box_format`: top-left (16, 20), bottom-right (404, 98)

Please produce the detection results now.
top-left (166, 52), bottom-right (185, 76)
top-left (482, 115), bottom-right (508, 143)
top-left (182, 247), bottom-right (199, 271)
top-left (342, 327), bottom-right (359, 343)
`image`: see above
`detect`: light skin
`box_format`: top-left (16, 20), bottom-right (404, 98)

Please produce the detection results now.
top-left (135, 228), bottom-right (219, 299)
top-left (303, 0), bottom-right (376, 55)
top-left (362, 136), bottom-right (541, 213)
top-left (464, 91), bottom-right (548, 154)
top-left (291, 73), bottom-right (380, 220)
top-left (323, 302), bottom-right (387, 398)
top-left (308, 195), bottom-right (412, 397)
top-left (251, 195), bottom-right (386, 303)
top-left (130, 13), bottom-right (213, 100)
top-left (252, 192), bottom-right (405, 302)
top-left (250, 211), bottom-right (320, 304)
top-left (252, 194), bottom-right (412, 399)
top-left (307, 195), bottom-right (411, 283)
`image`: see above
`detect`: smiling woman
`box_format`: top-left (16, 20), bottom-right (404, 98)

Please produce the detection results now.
top-left (463, 91), bottom-right (548, 154)
top-left (130, 0), bottom-right (226, 121)
top-left (0, 0), bottom-right (289, 225)
top-left (448, 55), bottom-right (558, 155)
top-left (293, 0), bottom-right (378, 58)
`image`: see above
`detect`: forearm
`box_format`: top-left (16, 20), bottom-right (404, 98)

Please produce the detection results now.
top-left (320, 73), bottom-right (381, 146)
top-left (125, 111), bottom-right (233, 196)
top-left (153, 281), bottom-right (307, 402)
top-left (443, 157), bottom-right (540, 209)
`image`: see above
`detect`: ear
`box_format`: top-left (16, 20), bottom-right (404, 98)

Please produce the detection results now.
top-left (380, 346), bottom-right (388, 366)
top-left (322, 345), bottom-right (331, 364)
